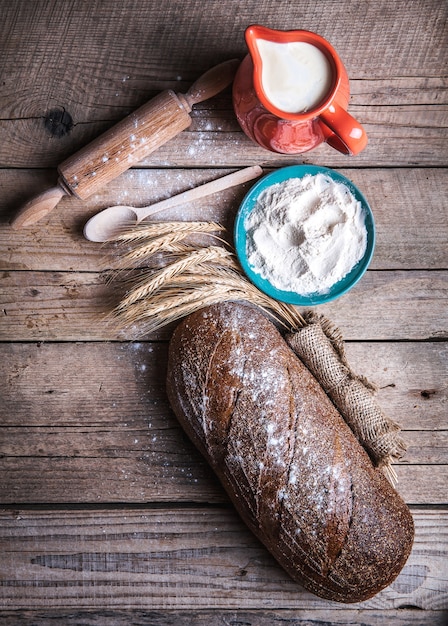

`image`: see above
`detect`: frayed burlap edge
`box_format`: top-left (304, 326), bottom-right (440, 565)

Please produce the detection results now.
top-left (286, 311), bottom-right (407, 485)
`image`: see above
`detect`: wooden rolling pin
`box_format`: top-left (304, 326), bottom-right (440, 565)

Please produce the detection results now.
top-left (11, 59), bottom-right (240, 229)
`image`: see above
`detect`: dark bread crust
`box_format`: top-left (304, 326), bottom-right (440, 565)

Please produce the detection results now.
top-left (166, 302), bottom-right (414, 603)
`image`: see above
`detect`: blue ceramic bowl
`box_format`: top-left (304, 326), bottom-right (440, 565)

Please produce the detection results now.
top-left (234, 165), bottom-right (375, 306)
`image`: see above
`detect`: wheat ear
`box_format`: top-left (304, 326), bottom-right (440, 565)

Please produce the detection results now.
top-left (114, 263), bottom-right (305, 332)
top-left (110, 222), bottom-right (306, 331)
top-left (111, 221), bottom-right (225, 243)
top-left (117, 232), bottom-right (192, 268)
top-left (116, 246), bottom-right (234, 311)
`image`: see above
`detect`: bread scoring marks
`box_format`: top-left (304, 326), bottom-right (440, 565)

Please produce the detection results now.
top-left (274, 362), bottom-right (354, 582)
top-left (219, 310), bottom-right (294, 530)
top-left (203, 327), bottom-right (245, 456)
top-left (223, 338), bottom-right (273, 527)
top-left (322, 433), bottom-right (353, 575)
top-left (274, 363), bottom-right (300, 530)
top-left (167, 303), bottom-right (415, 603)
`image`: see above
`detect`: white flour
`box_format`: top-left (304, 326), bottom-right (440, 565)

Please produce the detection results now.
top-left (245, 173), bottom-right (367, 295)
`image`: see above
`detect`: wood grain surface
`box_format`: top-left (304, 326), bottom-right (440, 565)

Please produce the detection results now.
top-left (0, 509), bottom-right (446, 610)
top-left (1, 168), bottom-right (447, 271)
top-left (0, 0), bottom-right (447, 622)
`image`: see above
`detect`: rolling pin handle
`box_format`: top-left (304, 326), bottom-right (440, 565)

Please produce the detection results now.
top-left (182, 58), bottom-right (240, 108)
top-left (10, 185), bottom-right (67, 229)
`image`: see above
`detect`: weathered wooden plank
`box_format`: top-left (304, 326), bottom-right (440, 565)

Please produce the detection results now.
top-left (1, 105), bottom-right (447, 169)
top-left (1, 269), bottom-right (446, 341)
top-left (320, 270), bottom-right (448, 342)
top-left (0, 270), bottom-right (110, 341)
top-left (344, 342), bottom-right (448, 433)
top-left (1, 342), bottom-right (446, 432)
top-left (1, 608), bottom-right (446, 626)
top-left (0, 456), bottom-right (218, 505)
top-left (0, 508), bottom-right (446, 610)
top-left (2, 0), bottom-right (446, 113)
top-left (1, 0), bottom-right (447, 169)
top-left (0, 449), bottom-right (445, 504)
top-left (1, 168), bottom-right (447, 272)
top-left (1, 340), bottom-right (446, 504)
top-left (0, 340), bottom-right (446, 504)
top-left (0, 426), bottom-right (446, 467)
top-left (0, 342), bottom-right (168, 426)
top-left (350, 77), bottom-right (448, 106)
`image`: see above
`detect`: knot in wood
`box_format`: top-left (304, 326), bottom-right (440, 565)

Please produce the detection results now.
top-left (44, 108), bottom-right (74, 138)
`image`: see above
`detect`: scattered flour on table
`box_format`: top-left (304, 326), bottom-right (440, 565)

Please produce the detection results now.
top-left (244, 173), bottom-right (367, 295)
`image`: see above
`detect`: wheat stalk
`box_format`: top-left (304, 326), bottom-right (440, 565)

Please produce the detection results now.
top-left (114, 285), bottom-right (233, 325)
top-left (111, 221), bottom-right (225, 243)
top-left (109, 222), bottom-right (306, 332)
top-left (170, 269), bottom-right (305, 330)
top-left (117, 232), bottom-right (192, 268)
top-left (112, 222), bottom-right (227, 269)
top-left (114, 263), bottom-right (305, 332)
top-left (116, 246), bottom-right (234, 311)
top-left (115, 287), bottom-right (280, 336)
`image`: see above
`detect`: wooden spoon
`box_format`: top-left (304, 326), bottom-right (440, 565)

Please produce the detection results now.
top-left (11, 58), bottom-right (240, 229)
top-left (83, 166), bottom-right (263, 242)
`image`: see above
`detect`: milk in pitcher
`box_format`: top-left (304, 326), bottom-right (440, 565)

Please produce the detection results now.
top-left (256, 39), bottom-right (333, 113)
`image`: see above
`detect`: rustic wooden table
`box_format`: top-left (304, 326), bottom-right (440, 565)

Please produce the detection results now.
top-left (1, 1), bottom-right (447, 624)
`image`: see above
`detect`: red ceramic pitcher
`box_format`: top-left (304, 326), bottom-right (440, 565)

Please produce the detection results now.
top-left (233, 25), bottom-right (367, 155)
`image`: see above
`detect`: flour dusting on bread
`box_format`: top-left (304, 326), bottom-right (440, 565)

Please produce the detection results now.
top-left (166, 301), bottom-right (414, 603)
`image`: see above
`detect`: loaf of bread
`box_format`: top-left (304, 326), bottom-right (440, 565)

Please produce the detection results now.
top-left (166, 302), bottom-right (414, 603)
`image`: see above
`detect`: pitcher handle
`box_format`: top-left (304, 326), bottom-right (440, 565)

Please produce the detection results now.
top-left (320, 103), bottom-right (367, 155)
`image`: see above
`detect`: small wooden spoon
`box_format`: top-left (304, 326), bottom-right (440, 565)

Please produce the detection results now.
top-left (83, 165), bottom-right (263, 242)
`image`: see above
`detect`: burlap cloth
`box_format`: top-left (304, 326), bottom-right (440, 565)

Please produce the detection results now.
top-left (286, 312), bottom-right (406, 483)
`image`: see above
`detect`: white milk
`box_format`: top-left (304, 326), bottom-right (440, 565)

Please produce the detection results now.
top-left (256, 39), bottom-right (333, 113)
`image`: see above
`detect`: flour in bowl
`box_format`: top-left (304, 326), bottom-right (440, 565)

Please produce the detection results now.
top-left (244, 173), bottom-right (367, 295)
